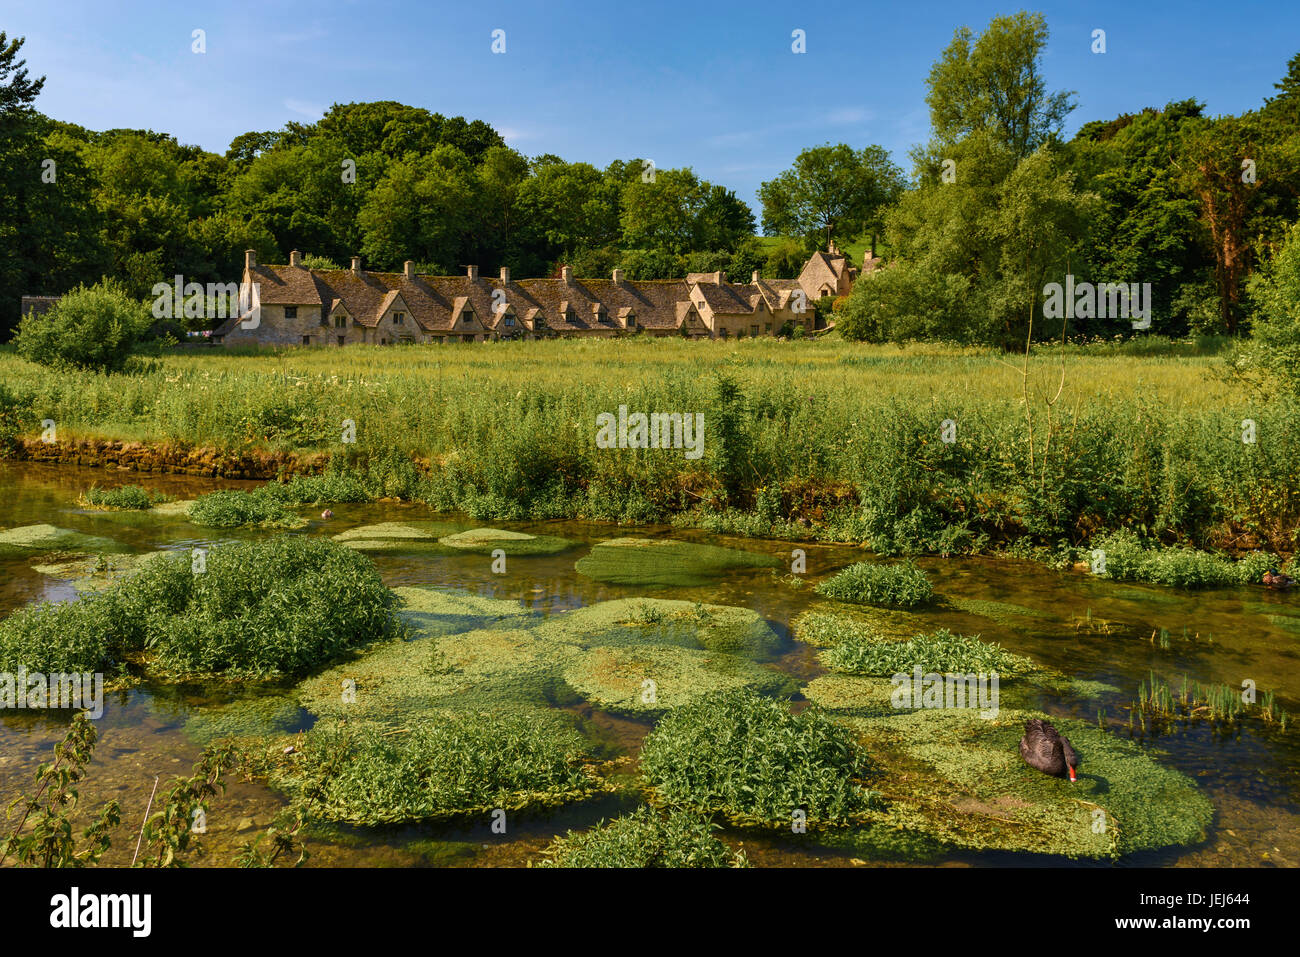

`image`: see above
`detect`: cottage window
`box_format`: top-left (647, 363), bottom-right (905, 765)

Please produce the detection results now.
top-left (751, 324), bottom-right (759, 336)
top-left (301, 335), bottom-right (310, 345)
top-left (504, 316), bottom-right (515, 327)
top-left (627, 314), bottom-right (636, 328)
top-left (285, 306), bottom-right (298, 319)
top-left (337, 335), bottom-right (345, 346)
top-left (334, 314), bottom-right (347, 328)
top-left (393, 311), bottom-right (405, 325)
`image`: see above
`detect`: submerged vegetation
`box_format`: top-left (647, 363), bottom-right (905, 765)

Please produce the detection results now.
top-left (576, 537), bottom-right (780, 587)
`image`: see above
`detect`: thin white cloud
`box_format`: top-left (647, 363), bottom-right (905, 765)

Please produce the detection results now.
top-left (284, 98), bottom-right (325, 119)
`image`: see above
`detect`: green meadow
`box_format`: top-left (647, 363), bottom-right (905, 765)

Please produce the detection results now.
top-left (1, 337), bottom-right (1294, 558)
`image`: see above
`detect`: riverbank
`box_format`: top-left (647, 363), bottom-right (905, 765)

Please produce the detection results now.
top-left (1, 338), bottom-right (1293, 560)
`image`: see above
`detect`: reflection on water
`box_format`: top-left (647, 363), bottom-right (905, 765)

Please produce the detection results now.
top-left (1, 462), bottom-right (1297, 867)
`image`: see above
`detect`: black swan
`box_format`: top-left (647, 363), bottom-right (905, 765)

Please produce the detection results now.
top-left (1019, 718), bottom-right (1080, 782)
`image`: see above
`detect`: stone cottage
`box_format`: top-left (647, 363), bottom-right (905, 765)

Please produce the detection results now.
top-left (212, 247), bottom-right (857, 346)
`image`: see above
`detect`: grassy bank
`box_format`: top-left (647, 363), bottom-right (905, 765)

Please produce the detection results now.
top-left (2, 337), bottom-right (1295, 557)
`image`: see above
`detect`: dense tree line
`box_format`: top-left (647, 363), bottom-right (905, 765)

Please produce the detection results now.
top-left (4, 15), bottom-right (1299, 350)
top-left (0, 34), bottom-right (772, 339)
top-left (837, 12), bottom-right (1300, 347)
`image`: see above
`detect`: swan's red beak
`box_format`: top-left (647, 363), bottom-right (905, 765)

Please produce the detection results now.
top-left (1067, 766), bottom-right (1077, 783)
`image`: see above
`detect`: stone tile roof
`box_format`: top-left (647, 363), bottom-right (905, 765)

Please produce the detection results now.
top-left (225, 251), bottom-right (832, 338)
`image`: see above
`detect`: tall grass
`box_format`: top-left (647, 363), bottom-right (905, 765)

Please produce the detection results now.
top-left (1, 339), bottom-right (1295, 554)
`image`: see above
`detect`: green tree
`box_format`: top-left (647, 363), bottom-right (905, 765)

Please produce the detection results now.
top-left (923, 10), bottom-right (1074, 160)
top-left (358, 145), bottom-right (477, 271)
top-left (1237, 220), bottom-right (1300, 392)
top-left (758, 143), bottom-right (904, 251)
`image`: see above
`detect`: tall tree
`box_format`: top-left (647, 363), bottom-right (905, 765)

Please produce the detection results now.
top-left (758, 143), bottom-right (904, 251)
top-left (924, 11), bottom-right (1074, 160)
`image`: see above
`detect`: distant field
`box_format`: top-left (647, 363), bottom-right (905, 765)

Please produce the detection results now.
top-left (0, 337), bottom-right (1241, 449)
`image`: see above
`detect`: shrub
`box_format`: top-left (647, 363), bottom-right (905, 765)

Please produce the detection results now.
top-left (538, 807), bottom-right (746, 868)
top-left (640, 690), bottom-right (876, 827)
top-left (13, 282), bottom-right (154, 374)
top-left (81, 484), bottom-right (167, 510)
top-left (281, 712), bottom-right (596, 825)
top-left (821, 627), bottom-right (1038, 677)
top-left (188, 489), bottom-right (303, 528)
top-left (1090, 531), bottom-right (1272, 588)
top-left (815, 560), bottom-right (933, 608)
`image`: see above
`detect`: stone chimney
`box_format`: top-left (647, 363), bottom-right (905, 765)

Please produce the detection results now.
top-left (500, 266), bottom-right (510, 283)
top-left (467, 265), bottom-right (479, 281)
top-left (351, 256), bottom-right (362, 275)
top-left (244, 249), bottom-right (257, 270)
top-left (751, 269), bottom-right (760, 283)
top-left (612, 268), bottom-right (623, 284)
top-left (289, 250), bottom-right (302, 267)
top-left (561, 265), bottom-right (573, 284)
top-left (404, 261), bottom-right (415, 279)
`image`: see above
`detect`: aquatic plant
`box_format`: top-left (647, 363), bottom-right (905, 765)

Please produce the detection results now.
top-left (837, 707), bottom-right (1215, 859)
top-left (187, 488), bottom-right (304, 529)
top-left (260, 472), bottom-right (371, 505)
top-left (79, 484), bottom-right (168, 510)
top-left (537, 806), bottom-right (747, 868)
top-left (1, 537), bottom-right (400, 679)
top-left (331, 521), bottom-right (463, 554)
top-left (177, 695), bottom-right (310, 745)
top-left (801, 674), bottom-right (900, 715)
top-left (0, 523), bottom-right (128, 557)
top-left (141, 538), bottom-right (400, 678)
top-left (821, 627), bottom-right (1038, 678)
top-left (272, 712), bottom-right (599, 826)
top-left (1133, 670), bottom-right (1289, 728)
top-left (814, 561), bottom-right (933, 608)
top-left (394, 585), bottom-right (539, 636)
top-left (575, 537), bottom-right (780, 587)
top-left (533, 598), bottom-right (783, 656)
top-left (792, 608), bottom-right (926, 645)
top-left (1090, 530), bottom-right (1280, 588)
top-left (947, 597), bottom-right (1049, 627)
top-left (640, 690), bottom-right (877, 827)
top-left (0, 588), bottom-right (142, 673)
top-left (437, 527), bottom-right (576, 556)
top-left (561, 645), bottom-right (789, 714)
top-left (30, 551), bottom-right (168, 594)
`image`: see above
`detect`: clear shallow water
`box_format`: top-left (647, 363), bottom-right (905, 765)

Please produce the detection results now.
top-left (1, 461), bottom-right (1297, 868)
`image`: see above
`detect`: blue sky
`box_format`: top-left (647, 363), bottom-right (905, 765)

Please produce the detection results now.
top-left (4, 0), bottom-right (1295, 206)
